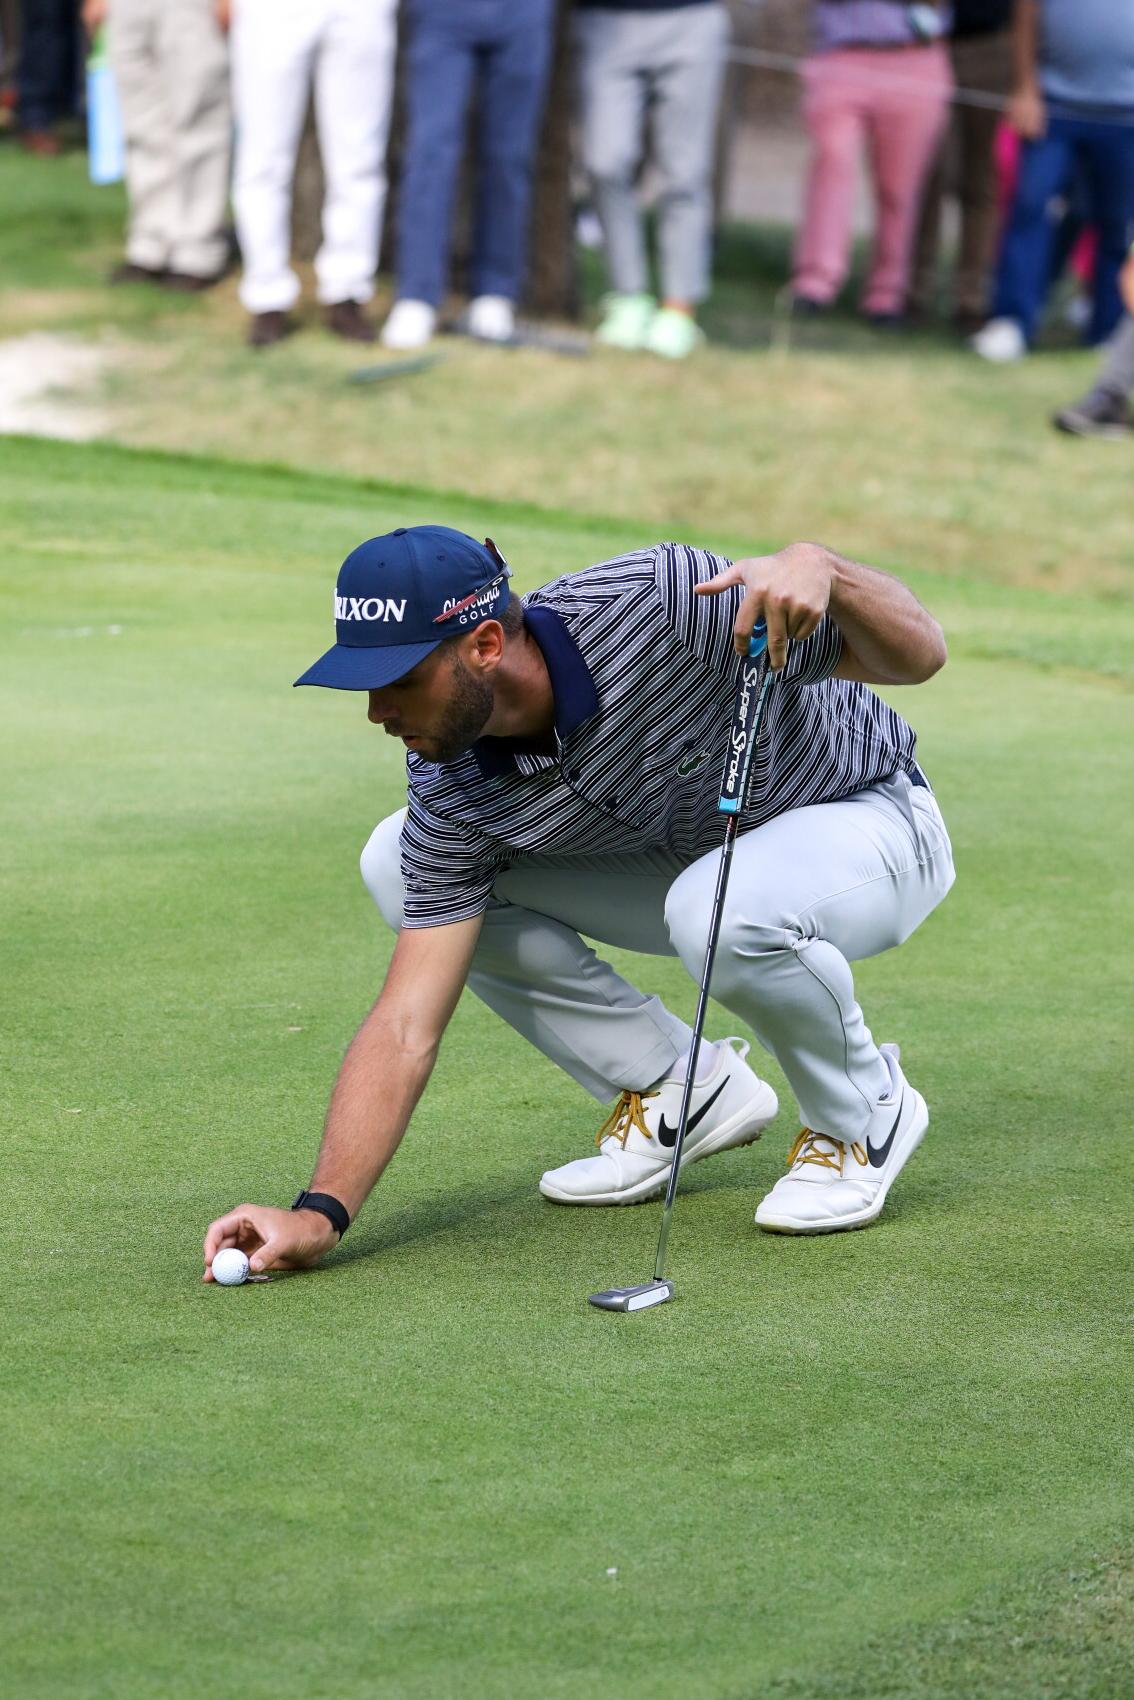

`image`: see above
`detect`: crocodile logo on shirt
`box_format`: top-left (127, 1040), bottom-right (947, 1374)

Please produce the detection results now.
top-left (677, 750), bottom-right (710, 777)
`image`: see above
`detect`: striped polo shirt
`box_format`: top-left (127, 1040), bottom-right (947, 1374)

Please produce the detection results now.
top-left (400, 544), bottom-right (920, 927)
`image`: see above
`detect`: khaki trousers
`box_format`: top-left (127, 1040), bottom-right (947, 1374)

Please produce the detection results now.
top-left (109, 0), bottom-right (231, 278)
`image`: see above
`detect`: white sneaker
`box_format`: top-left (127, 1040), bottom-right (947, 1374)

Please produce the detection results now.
top-left (466, 294), bottom-right (515, 342)
top-left (380, 298), bottom-right (436, 351)
top-left (539, 1038), bottom-right (778, 1206)
top-left (754, 1044), bottom-right (927, 1234)
top-left (970, 317), bottom-right (1026, 363)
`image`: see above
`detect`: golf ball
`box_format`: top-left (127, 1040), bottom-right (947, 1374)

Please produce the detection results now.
top-left (212, 1248), bottom-right (250, 1286)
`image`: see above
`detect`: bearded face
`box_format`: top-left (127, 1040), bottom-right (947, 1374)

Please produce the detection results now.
top-left (368, 641), bottom-right (495, 765)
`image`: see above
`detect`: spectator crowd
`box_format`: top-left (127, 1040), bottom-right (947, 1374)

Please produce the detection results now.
top-left (1, 0), bottom-right (1133, 434)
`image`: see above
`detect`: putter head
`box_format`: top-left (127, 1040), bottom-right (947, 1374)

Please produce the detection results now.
top-left (588, 1279), bottom-right (674, 1313)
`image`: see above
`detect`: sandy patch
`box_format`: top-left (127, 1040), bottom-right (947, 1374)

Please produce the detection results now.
top-left (0, 332), bottom-right (112, 440)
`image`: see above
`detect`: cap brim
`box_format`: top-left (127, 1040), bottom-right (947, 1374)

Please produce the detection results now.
top-left (293, 638), bottom-right (442, 691)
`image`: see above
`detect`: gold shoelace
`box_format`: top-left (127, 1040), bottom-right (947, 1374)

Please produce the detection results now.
top-left (594, 1089), bottom-right (660, 1150)
top-left (784, 1128), bottom-right (868, 1173)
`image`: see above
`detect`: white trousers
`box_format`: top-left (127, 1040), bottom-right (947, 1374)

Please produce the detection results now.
top-left (361, 773), bottom-right (956, 1143)
top-left (231, 0), bottom-right (398, 313)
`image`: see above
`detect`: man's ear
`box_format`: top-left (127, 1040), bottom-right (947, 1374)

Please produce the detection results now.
top-left (467, 619), bottom-right (506, 671)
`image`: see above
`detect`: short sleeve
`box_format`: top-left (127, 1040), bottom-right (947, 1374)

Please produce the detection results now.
top-left (654, 542), bottom-right (743, 674)
top-left (656, 543), bottom-right (844, 685)
top-left (400, 791), bottom-right (507, 927)
top-left (780, 614), bottom-right (844, 686)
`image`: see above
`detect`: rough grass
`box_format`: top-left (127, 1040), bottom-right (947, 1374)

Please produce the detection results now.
top-left (1, 145), bottom-right (1131, 600)
top-left (2, 436), bottom-right (1133, 1699)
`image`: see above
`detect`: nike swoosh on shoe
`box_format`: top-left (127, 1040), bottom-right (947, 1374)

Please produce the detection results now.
top-left (656, 1078), bottom-right (729, 1149)
top-left (866, 1092), bottom-right (904, 1168)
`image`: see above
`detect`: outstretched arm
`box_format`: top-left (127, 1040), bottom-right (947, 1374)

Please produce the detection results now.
top-left (203, 915), bottom-right (483, 1278)
top-left (695, 541), bottom-right (946, 685)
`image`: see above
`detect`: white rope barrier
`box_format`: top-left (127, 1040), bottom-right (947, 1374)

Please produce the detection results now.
top-left (725, 42), bottom-right (1012, 114)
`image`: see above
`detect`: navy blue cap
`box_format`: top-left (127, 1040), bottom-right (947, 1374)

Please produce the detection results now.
top-left (294, 525), bottom-right (512, 691)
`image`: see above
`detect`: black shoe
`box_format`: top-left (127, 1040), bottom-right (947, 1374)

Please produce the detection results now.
top-left (790, 294), bottom-right (830, 317)
top-left (246, 310), bottom-right (296, 348)
top-left (324, 299), bottom-right (376, 343)
top-left (865, 310), bottom-right (906, 331)
top-left (1052, 389), bottom-right (1132, 439)
top-left (109, 260), bottom-right (166, 286)
top-left (162, 268), bottom-right (225, 292)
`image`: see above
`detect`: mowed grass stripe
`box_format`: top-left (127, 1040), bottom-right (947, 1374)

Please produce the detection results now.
top-left (2, 439), bottom-right (1132, 1699)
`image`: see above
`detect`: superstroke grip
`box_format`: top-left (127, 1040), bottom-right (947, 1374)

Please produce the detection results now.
top-left (718, 622), bottom-right (770, 815)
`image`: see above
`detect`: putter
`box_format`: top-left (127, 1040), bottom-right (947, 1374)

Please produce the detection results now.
top-left (589, 622), bottom-right (775, 1314)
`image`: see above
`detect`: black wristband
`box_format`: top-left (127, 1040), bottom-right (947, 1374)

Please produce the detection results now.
top-left (291, 1189), bottom-right (350, 1240)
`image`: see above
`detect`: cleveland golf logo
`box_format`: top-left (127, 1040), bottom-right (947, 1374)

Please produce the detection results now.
top-left (335, 595), bottom-right (407, 623)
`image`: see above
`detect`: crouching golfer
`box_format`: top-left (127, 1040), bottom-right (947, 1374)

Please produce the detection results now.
top-left (203, 528), bottom-right (954, 1278)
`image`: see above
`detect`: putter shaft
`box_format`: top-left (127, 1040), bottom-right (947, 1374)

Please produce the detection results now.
top-left (588, 635), bottom-right (776, 1313)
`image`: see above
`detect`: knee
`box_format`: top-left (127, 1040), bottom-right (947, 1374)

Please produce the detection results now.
top-left (664, 868), bottom-right (798, 998)
top-left (656, 161), bottom-right (708, 205)
top-left (359, 809), bottom-right (407, 932)
top-left (582, 124), bottom-right (639, 190)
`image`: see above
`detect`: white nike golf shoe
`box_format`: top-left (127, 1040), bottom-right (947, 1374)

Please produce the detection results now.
top-left (754, 1044), bottom-right (927, 1234)
top-left (539, 1038), bottom-right (778, 1206)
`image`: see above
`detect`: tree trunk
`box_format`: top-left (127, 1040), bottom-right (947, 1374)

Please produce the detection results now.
top-left (522, 0), bottom-right (579, 321)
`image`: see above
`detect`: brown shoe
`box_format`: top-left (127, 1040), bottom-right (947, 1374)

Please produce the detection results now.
top-left (246, 310), bottom-right (295, 348)
top-left (20, 129), bottom-right (61, 157)
top-left (162, 269), bottom-right (225, 293)
top-left (324, 299), bottom-right (376, 343)
top-left (109, 261), bottom-right (166, 286)
top-left (953, 308), bottom-right (987, 338)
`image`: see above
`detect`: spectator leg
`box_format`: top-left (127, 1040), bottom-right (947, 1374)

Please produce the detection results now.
top-left (1076, 118), bottom-right (1134, 347)
top-left (1094, 315), bottom-right (1134, 396)
top-left (990, 121), bottom-right (1073, 341)
top-left (576, 8), bottom-right (651, 297)
top-left (312, 0), bottom-right (398, 307)
top-left (951, 26), bottom-right (1013, 321)
top-left (650, 1), bottom-right (729, 306)
top-left (17, 0), bottom-right (74, 130)
top-left (861, 45), bottom-right (952, 316)
top-left (231, 0), bottom-right (318, 315)
top-left (109, 0), bottom-right (177, 271)
top-left (908, 121), bottom-right (949, 317)
top-left (394, 7), bottom-right (478, 307)
top-left (469, 0), bottom-right (556, 303)
top-left (156, 0), bottom-right (231, 280)
top-left (953, 100), bottom-right (1005, 319)
top-left (793, 52), bottom-right (869, 306)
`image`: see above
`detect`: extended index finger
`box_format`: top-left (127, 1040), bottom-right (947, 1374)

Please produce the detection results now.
top-left (732, 586), bottom-right (767, 656)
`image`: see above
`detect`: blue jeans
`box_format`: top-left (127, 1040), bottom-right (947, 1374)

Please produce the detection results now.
top-left (394, 0), bottom-right (556, 306)
top-left (17, 0), bottom-right (78, 130)
top-left (993, 111), bottom-right (1134, 346)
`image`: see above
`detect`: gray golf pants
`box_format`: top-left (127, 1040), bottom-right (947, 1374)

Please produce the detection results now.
top-left (360, 772), bottom-right (955, 1142)
top-left (1097, 314), bottom-right (1134, 397)
top-left (575, 3), bottom-right (729, 304)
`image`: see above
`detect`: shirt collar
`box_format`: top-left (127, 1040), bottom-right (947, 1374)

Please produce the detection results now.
top-left (472, 602), bottom-right (600, 778)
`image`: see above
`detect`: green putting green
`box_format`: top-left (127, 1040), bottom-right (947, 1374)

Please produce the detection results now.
top-left (2, 437), bottom-right (1132, 1699)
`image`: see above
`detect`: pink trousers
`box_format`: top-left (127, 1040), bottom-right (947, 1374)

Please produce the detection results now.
top-left (793, 45), bottom-right (953, 315)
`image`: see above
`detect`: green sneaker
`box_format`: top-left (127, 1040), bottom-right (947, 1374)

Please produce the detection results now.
top-left (644, 307), bottom-right (704, 360)
top-left (594, 292), bottom-right (655, 350)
